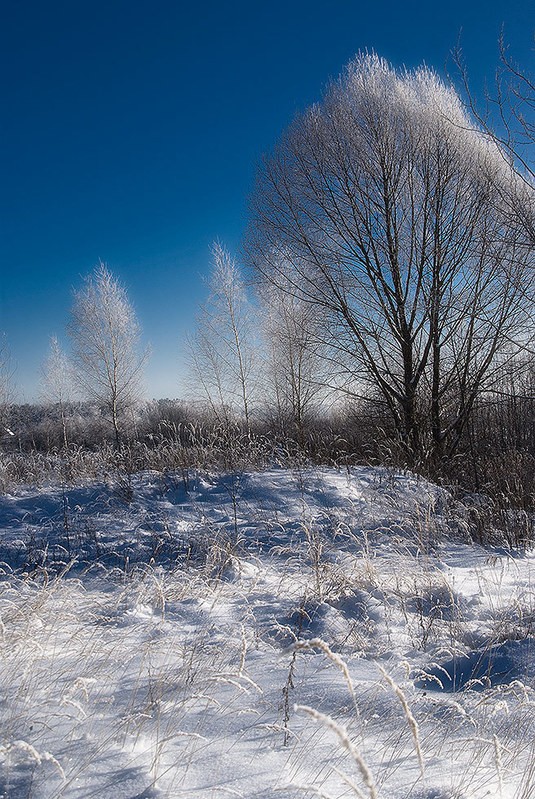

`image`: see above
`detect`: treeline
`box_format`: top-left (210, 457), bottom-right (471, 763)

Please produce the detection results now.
top-left (3, 368), bottom-right (535, 508)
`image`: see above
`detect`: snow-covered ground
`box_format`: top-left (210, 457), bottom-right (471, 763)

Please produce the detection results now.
top-left (0, 466), bottom-right (534, 798)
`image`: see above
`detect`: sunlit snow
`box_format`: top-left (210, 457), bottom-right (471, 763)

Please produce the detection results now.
top-left (0, 467), bottom-right (534, 798)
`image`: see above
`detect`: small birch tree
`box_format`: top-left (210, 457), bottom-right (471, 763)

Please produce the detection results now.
top-left (188, 243), bottom-right (256, 433)
top-left (260, 279), bottom-right (326, 442)
top-left (0, 335), bottom-right (14, 439)
top-left (41, 336), bottom-right (74, 449)
top-left (69, 263), bottom-right (147, 445)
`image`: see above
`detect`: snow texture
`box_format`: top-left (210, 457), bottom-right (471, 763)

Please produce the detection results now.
top-left (0, 466), bottom-right (534, 798)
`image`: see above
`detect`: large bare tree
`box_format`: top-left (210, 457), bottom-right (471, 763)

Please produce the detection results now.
top-left (248, 53), bottom-right (534, 463)
top-left (70, 263), bottom-right (147, 445)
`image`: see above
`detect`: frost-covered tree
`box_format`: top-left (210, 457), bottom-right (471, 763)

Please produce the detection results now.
top-left (69, 263), bottom-right (147, 445)
top-left (248, 53), bottom-right (534, 462)
top-left (40, 336), bottom-right (74, 448)
top-left (188, 243), bottom-right (256, 433)
top-left (260, 274), bottom-right (327, 442)
top-left (0, 335), bottom-right (14, 438)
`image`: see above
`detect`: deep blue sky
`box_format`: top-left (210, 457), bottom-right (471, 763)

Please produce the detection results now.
top-left (1, 0), bottom-right (533, 401)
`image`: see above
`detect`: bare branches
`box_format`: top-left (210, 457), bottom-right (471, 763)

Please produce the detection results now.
top-left (452, 39), bottom-right (535, 244)
top-left (260, 276), bottom-right (327, 441)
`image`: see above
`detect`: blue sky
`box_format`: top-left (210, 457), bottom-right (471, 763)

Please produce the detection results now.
top-left (1, 0), bottom-right (533, 401)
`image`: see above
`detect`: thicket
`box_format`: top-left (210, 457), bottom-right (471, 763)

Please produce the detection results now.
top-left (1, 372), bottom-right (534, 546)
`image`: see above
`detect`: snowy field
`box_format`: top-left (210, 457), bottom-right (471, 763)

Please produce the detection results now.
top-left (0, 466), bottom-right (534, 798)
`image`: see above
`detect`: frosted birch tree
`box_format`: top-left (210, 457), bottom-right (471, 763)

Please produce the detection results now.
top-left (41, 336), bottom-right (74, 448)
top-left (260, 276), bottom-right (326, 442)
top-left (188, 243), bottom-right (256, 434)
top-left (69, 263), bottom-right (147, 445)
top-left (0, 335), bottom-right (14, 438)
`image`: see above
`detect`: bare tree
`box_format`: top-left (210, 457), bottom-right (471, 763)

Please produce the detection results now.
top-left (260, 275), bottom-right (327, 442)
top-left (40, 336), bottom-right (74, 449)
top-left (69, 263), bottom-right (147, 445)
top-left (187, 243), bottom-right (257, 433)
top-left (0, 334), bottom-right (14, 439)
top-left (248, 53), bottom-right (534, 463)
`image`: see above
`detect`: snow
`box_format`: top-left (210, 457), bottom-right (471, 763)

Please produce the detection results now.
top-left (0, 466), bottom-right (534, 798)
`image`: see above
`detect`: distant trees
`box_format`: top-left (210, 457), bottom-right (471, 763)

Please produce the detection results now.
top-left (0, 335), bottom-right (14, 438)
top-left (40, 336), bottom-right (74, 448)
top-left (248, 53), bottom-right (534, 464)
top-left (69, 263), bottom-right (147, 445)
top-left (187, 243), bottom-right (257, 433)
top-left (187, 244), bottom-right (332, 441)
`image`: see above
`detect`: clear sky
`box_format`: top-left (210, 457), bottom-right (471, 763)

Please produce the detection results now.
top-left (1, 0), bottom-right (533, 401)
